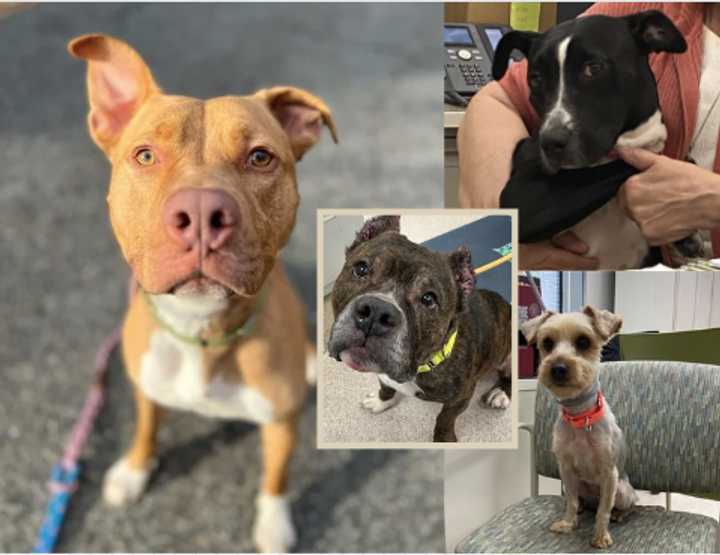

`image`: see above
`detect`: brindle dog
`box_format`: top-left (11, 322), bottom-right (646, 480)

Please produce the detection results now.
top-left (328, 216), bottom-right (512, 442)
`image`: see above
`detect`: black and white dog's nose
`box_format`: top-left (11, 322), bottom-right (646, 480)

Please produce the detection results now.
top-left (551, 363), bottom-right (569, 382)
top-left (353, 297), bottom-right (400, 337)
top-left (540, 126), bottom-right (571, 157)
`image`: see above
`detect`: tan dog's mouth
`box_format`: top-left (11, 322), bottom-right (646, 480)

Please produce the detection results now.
top-left (169, 274), bottom-right (235, 299)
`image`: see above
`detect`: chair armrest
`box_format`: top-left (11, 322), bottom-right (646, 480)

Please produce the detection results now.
top-left (519, 423), bottom-right (538, 497)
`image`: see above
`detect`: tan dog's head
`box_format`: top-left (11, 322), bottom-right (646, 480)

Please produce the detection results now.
top-left (69, 34), bottom-right (337, 298)
top-left (521, 306), bottom-right (622, 400)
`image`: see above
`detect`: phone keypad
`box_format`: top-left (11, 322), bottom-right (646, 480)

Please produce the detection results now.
top-left (459, 63), bottom-right (488, 87)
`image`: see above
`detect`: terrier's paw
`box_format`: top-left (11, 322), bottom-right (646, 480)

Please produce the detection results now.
top-left (361, 391), bottom-right (398, 414)
top-left (254, 493), bottom-right (297, 553)
top-left (550, 519), bottom-right (576, 534)
top-left (483, 387), bottom-right (510, 409)
top-left (591, 530), bottom-right (613, 549)
top-left (103, 458), bottom-right (152, 507)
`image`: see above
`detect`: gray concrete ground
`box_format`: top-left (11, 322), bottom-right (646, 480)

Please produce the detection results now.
top-left (0, 4), bottom-right (444, 552)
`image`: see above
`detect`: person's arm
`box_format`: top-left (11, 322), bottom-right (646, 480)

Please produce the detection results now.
top-left (457, 82), bottom-right (528, 208)
top-left (618, 148), bottom-right (720, 244)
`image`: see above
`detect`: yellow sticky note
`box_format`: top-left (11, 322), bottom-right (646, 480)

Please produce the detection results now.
top-left (510, 2), bottom-right (541, 32)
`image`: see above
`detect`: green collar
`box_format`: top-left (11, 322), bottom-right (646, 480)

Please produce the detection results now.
top-left (417, 328), bottom-right (458, 373)
top-left (143, 288), bottom-right (267, 348)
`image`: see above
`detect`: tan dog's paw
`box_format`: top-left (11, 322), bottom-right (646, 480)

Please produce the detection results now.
top-left (550, 519), bottom-right (576, 534)
top-left (591, 530), bottom-right (614, 549)
top-left (361, 391), bottom-right (399, 414)
top-left (103, 458), bottom-right (152, 506)
top-left (254, 493), bottom-right (297, 553)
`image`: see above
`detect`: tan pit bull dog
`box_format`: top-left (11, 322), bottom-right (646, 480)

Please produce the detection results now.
top-left (69, 34), bottom-right (337, 552)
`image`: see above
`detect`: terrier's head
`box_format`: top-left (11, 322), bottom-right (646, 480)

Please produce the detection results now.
top-left (521, 306), bottom-right (622, 400)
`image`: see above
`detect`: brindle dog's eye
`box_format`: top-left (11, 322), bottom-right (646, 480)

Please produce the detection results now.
top-left (420, 292), bottom-right (437, 307)
top-left (575, 335), bottom-right (591, 351)
top-left (542, 337), bottom-right (555, 352)
top-left (134, 147), bottom-right (156, 166)
top-left (248, 148), bottom-right (274, 168)
top-left (352, 261), bottom-right (369, 278)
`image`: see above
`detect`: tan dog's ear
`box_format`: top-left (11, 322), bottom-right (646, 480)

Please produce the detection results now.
top-left (583, 305), bottom-right (623, 341)
top-left (254, 86), bottom-right (338, 160)
top-left (521, 311), bottom-right (555, 344)
top-left (68, 34), bottom-right (161, 154)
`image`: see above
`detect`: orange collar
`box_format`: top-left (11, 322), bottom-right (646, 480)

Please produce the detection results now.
top-left (561, 391), bottom-right (605, 430)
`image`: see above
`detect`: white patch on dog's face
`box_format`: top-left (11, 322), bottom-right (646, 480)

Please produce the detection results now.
top-left (615, 109), bottom-right (667, 152)
top-left (541, 36), bottom-right (574, 135)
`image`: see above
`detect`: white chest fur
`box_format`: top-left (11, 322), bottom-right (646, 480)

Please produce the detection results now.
top-left (138, 294), bottom-right (274, 423)
top-left (379, 373), bottom-right (422, 396)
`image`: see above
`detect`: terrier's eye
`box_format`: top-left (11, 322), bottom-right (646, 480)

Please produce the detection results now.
top-left (352, 261), bottom-right (369, 278)
top-left (542, 337), bottom-right (555, 352)
top-left (134, 147), bottom-right (156, 166)
top-left (420, 292), bottom-right (437, 308)
top-left (248, 148), bottom-right (274, 168)
top-left (575, 335), bottom-right (591, 351)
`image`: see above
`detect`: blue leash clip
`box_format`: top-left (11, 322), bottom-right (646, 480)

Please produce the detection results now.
top-left (33, 462), bottom-right (80, 553)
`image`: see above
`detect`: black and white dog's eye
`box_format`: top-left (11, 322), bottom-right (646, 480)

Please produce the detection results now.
top-left (582, 62), bottom-right (604, 80)
top-left (420, 292), bottom-right (437, 307)
top-left (575, 335), bottom-right (591, 351)
top-left (528, 72), bottom-right (543, 89)
top-left (542, 337), bottom-right (555, 352)
top-left (352, 261), bottom-right (369, 278)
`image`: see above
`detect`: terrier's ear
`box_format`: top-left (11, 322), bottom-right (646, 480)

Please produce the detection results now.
top-left (583, 305), bottom-right (623, 341)
top-left (521, 311), bottom-right (555, 344)
top-left (254, 86), bottom-right (338, 161)
top-left (346, 216), bottom-right (400, 254)
top-left (68, 34), bottom-right (161, 154)
top-left (447, 246), bottom-right (475, 302)
top-left (492, 30), bottom-right (540, 80)
top-left (624, 10), bottom-right (687, 54)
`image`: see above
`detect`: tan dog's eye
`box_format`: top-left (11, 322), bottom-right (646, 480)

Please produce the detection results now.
top-left (542, 337), bottom-right (555, 352)
top-left (134, 148), bottom-right (156, 166)
top-left (248, 148), bottom-right (274, 168)
top-left (575, 335), bottom-right (591, 351)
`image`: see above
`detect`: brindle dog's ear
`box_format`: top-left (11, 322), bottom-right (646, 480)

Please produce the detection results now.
top-left (521, 311), bottom-right (555, 344)
top-left (447, 246), bottom-right (475, 302)
top-left (583, 305), bottom-right (623, 341)
top-left (346, 215), bottom-right (400, 254)
top-left (492, 30), bottom-right (540, 80)
top-left (624, 10), bottom-right (687, 54)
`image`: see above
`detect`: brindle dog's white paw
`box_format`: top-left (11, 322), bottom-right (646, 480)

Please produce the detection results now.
top-left (483, 387), bottom-right (510, 409)
top-left (591, 530), bottom-right (614, 549)
top-left (550, 519), bottom-right (576, 534)
top-left (103, 457), bottom-right (152, 507)
top-left (361, 391), bottom-right (399, 414)
top-left (254, 493), bottom-right (297, 553)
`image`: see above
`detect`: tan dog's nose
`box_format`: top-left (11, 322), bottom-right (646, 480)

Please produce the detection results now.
top-left (163, 188), bottom-right (239, 256)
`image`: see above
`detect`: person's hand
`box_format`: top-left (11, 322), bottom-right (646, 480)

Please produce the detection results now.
top-left (519, 231), bottom-right (599, 270)
top-left (618, 147), bottom-right (720, 245)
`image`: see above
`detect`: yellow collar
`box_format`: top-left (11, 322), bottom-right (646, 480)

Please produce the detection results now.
top-left (417, 328), bottom-right (458, 373)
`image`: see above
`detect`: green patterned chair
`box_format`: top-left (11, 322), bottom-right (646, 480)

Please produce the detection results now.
top-left (457, 361), bottom-right (720, 553)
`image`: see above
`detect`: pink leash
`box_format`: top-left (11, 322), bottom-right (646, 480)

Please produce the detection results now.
top-left (34, 278), bottom-right (135, 552)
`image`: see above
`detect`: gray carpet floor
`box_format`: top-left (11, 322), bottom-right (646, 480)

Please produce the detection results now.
top-left (0, 4), bottom-right (444, 552)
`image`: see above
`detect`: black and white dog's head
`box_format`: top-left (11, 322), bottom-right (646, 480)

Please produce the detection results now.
top-left (493, 10), bottom-right (686, 174)
top-left (328, 216), bottom-right (475, 383)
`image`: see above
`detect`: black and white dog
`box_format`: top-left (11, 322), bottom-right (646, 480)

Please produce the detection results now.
top-left (494, 10), bottom-right (703, 269)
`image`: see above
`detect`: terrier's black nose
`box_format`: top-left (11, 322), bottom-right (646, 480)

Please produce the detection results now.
top-left (551, 363), bottom-right (569, 382)
top-left (353, 297), bottom-right (400, 338)
top-left (540, 126), bottom-right (571, 157)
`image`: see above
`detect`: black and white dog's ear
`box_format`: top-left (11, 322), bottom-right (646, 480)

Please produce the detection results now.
top-left (346, 215), bottom-right (400, 254)
top-left (447, 246), bottom-right (475, 304)
top-left (492, 30), bottom-right (540, 80)
top-left (624, 10), bottom-right (687, 54)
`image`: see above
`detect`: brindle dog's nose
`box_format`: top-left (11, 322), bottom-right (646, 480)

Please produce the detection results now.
top-left (163, 188), bottom-right (239, 255)
top-left (551, 363), bottom-right (569, 382)
top-left (353, 297), bottom-right (401, 337)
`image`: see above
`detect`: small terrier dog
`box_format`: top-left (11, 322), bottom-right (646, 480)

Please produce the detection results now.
top-left (522, 306), bottom-right (638, 549)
